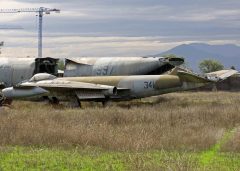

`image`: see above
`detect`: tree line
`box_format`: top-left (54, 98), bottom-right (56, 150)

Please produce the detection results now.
top-left (162, 54), bottom-right (235, 73)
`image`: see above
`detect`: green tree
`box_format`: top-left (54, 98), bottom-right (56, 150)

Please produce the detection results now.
top-left (57, 60), bottom-right (65, 70)
top-left (199, 59), bottom-right (224, 73)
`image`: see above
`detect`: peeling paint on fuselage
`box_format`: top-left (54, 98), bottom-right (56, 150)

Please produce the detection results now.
top-left (64, 57), bottom-right (182, 77)
top-left (59, 75), bottom-right (182, 99)
top-left (0, 58), bottom-right (35, 87)
top-left (0, 57), bottom-right (58, 88)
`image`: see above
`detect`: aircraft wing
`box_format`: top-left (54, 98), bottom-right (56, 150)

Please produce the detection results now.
top-left (19, 80), bottom-right (114, 90)
top-left (4, 80), bottom-right (118, 100)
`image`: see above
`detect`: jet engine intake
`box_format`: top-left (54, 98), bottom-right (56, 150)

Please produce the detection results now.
top-left (168, 57), bottom-right (185, 66)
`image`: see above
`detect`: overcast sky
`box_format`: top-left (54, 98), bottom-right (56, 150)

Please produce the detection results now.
top-left (0, 0), bottom-right (240, 57)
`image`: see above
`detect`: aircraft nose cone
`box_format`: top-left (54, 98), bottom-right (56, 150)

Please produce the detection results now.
top-left (2, 87), bottom-right (13, 98)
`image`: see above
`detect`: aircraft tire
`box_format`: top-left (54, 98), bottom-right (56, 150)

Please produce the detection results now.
top-left (0, 92), bottom-right (6, 106)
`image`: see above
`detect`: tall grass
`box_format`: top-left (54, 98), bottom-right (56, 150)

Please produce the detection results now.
top-left (0, 92), bottom-right (239, 152)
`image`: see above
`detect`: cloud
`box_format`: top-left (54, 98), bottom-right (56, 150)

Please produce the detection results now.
top-left (1, 29), bottom-right (240, 58)
top-left (0, 0), bottom-right (239, 58)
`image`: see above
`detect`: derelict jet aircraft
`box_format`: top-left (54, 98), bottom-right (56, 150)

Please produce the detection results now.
top-left (0, 56), bottom-right (182, 89)
top-left (1, 69), bottom-right (237, 107)
top-left (64, 56), bottom-right (184, 77)
top-left (0, 57), bottom-right (58, 88)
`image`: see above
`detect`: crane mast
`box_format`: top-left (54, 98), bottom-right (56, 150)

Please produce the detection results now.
top-left (38, 8), bottom-right (44, 58)
top-left (0, 7), bottom-right (60, 57)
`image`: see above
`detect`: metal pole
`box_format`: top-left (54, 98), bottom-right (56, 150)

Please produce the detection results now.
top-left (38, 10), bottom-right (43, 58)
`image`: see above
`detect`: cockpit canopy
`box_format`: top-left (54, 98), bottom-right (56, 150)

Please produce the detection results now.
top-left (34, 57), bottom-right (59, 76)
top-left (29, 73), bottom-right (56, 82)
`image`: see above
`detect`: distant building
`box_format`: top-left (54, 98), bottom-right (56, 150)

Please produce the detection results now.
top-left (201, 72), bottom-right (240, 91)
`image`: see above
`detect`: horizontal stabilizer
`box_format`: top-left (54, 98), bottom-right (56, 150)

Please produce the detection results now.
top-left (177, 71), bottom-right (211, 83)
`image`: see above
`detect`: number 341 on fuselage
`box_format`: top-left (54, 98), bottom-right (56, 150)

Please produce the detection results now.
top-left (1, 69), bottom-right (237, 106)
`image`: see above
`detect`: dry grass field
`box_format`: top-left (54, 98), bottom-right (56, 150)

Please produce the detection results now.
top-left (0, 92), bottom-right (240, 170)
top-left (0, 91), bottom-right (240, 151)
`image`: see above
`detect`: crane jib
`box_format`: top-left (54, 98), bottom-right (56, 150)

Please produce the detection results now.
top-left (0, 7), bottom-right (60, 58)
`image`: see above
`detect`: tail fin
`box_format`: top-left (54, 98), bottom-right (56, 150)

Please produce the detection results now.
top-left (168, 67), bottom-right (192, 75)
top-left (177, 71), bottom-right (213, 90)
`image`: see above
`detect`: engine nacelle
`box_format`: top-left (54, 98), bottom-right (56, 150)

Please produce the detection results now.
top-left (102, 86), bottom-right (118, 96)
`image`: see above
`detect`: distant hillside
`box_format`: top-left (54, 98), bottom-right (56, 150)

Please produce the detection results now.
top-left (155, 43), bottom-right (240, 72)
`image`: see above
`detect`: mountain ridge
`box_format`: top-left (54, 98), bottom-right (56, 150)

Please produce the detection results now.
top-left (155, 43), bottom-right (240, 71)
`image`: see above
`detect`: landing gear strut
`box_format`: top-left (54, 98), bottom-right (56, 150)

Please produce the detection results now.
top-left (68, 96), bottom-right (82, 108)
top-left (51, 97), bottom-right (59, 105)
top-left (0, 92), bottom-right (5, 106)
top-left (43, 96), bottom-right (60, 105)
top-left (0, 92), bottom-right (12, 106)
top-left (76, 97), bottom-right (82, 108)
top-left (102, 101), bottom-right (111, 107)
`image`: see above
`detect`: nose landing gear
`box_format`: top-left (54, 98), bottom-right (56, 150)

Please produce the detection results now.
top-left (0, 92), bottom-right (12, 107)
